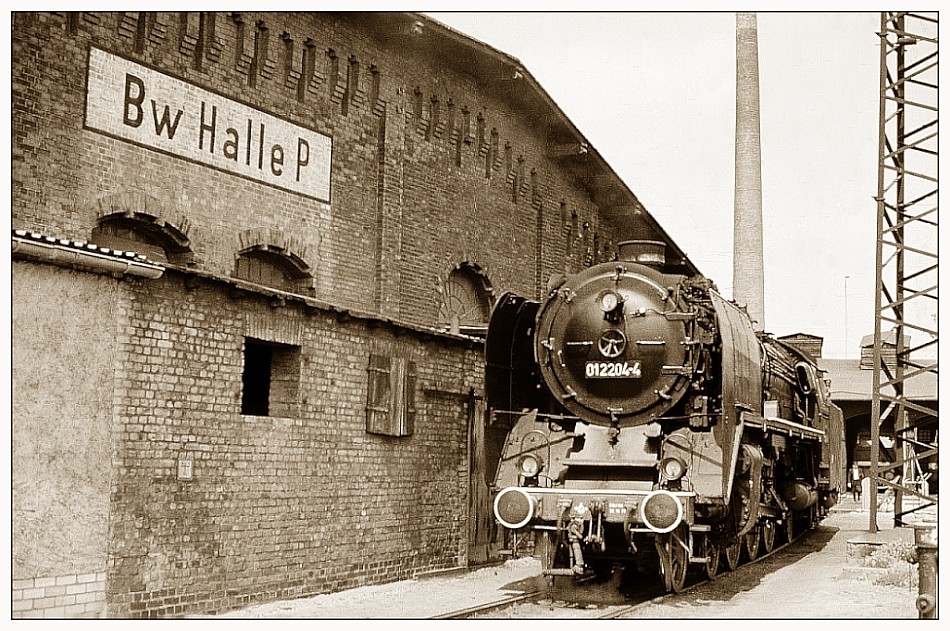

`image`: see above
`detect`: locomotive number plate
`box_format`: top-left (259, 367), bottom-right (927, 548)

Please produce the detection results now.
top-left (584, 360), bottom-right (641, 379)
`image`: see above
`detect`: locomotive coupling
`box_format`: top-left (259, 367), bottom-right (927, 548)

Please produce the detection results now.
top-left (494, 486), bottom-right (694, 533)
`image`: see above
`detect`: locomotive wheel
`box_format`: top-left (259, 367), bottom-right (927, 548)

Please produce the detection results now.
top-left (669, 526), bottom-right (689, 593)
top-left (723, 539), bottom-right (741, 571)
top-left (743, 526), bottom-right (761, 561)
top-left (656, 525), bottom-right (689, 593)
top-left (703, 537), bottom-right (720, 580)
top-left (784, 512), bottom-right (795, 543)
top-left (655, 535), bottom-right (673, 592)
top-left (761, 520), bottom-right (777, 553)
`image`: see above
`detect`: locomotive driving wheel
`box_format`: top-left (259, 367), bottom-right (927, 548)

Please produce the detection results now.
top-left (723, 538), bottom-right (742, 571)
top-left (656, 524), bottom-right (690, 593)
top-left (761, 520), bottom-right (777, 553)
top-left (702, 536), bottom-right (720, 580)
top-left (743, 525), bottom-right (761, 561)
top-left (783, 511), bottom-right (795, 543)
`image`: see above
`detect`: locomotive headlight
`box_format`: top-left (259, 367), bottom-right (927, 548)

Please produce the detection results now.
top-left (598, 289), bottom-right (622, 313)
top-left (518, 454), bottom-right (543, 478)
top-left (640, 490), bottom-right (684, 533)
top-left (494, 487), bottom-right (537, 530)
top-left (659, 457), bottom-right (687, 481)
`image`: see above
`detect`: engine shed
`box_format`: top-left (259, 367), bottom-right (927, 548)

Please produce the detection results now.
top-left (11, 12), bottom-right (698, 618)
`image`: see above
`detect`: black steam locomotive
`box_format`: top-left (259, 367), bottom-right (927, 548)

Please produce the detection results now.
top-left (486, 240), bottom-right (845, 592)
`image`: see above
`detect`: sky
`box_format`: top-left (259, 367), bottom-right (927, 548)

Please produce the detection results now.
top-left (422, 9), bottom-right (933, 360)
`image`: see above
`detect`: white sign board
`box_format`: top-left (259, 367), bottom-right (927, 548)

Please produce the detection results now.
top-left (85, 47), bottom-right (332, 202)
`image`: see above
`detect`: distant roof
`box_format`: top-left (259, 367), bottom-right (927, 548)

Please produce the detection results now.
top-left (859, 331), bottom-right (909, 348)
top-left (818, 358), bottom-right (937, 401)
top-left (779, 333), bottom-right (823, 341)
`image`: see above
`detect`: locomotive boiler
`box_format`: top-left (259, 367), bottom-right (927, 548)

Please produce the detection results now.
top-left (486, 240), bottom-right (845, 592)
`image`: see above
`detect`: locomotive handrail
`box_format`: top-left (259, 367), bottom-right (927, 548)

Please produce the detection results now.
top-left (499, 432), bottom-right (575, 462)
top-left (742, 413), bottom-right (825, 440)
top-left (490, 409), bottom-right (581, 422)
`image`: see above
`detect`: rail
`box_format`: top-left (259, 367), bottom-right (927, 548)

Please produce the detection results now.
top-left (598, 536), bottom-right (796, 619)
top-left (430, 590), bottom-right (544, 619)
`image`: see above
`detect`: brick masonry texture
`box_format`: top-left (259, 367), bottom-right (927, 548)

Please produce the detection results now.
top-left (11, 571), bottom-right (107, 619)
top-left (105, 274), bottom-right (481, 617)
top-left (12, 11), bottom-right (629, 618)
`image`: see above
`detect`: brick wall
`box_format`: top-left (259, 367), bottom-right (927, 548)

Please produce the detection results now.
top-left (12, 572), bottom-right (108, 619)
top-left (98, 270), bottom-right (481, 617)
top-left (12, 12), bottom-right (618, 324)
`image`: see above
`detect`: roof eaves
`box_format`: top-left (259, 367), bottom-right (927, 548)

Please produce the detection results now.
top-left (414, 13), bottom-right (700, 277)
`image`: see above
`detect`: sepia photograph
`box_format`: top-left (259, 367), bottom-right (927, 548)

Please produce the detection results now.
top-left (9, 4), bottom-right (939, 620)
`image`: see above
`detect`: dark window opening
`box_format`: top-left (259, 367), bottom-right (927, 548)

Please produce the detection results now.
top-left (241, 338), bottom-right (300, 417)
top-left (93, 224), bottom-right (169, 263)
top-left (242, 339), bottom-right (272, 415)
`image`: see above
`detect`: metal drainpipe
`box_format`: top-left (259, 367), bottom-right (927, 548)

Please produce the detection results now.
top-left (12, 236), bottom-right (164, 279)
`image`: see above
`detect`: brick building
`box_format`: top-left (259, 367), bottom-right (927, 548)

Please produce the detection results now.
top-left (12, 12), bottom-right (695, 618)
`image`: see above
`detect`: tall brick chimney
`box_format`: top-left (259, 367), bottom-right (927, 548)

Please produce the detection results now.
top-left (733, 12), bottom-right (765, 330)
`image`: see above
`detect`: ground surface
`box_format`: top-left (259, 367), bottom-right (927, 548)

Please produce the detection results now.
top-left (623, 503), bottom-right (921, 619)
top-left (201, 498), bottom-right (930, 619)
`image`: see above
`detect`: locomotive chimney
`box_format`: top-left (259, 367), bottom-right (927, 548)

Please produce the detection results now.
top-left (618, 240), bottom-right (666, 267)
top-left (733, 12), bottom-right (765, 331)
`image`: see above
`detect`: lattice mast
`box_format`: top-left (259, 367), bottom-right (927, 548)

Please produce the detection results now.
top-left (870, 12), bottom-right (938, 531)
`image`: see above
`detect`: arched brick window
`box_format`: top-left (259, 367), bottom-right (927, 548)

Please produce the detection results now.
top-left (233, 244), bottom-right (314, 296)
top-left (92, 212), bottom-right (193, 265)
top-left (438, 263), bottom-right (493, 335)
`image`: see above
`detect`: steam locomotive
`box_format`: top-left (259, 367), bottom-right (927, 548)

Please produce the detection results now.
top-left (486, 240), bottom-right (845, 592)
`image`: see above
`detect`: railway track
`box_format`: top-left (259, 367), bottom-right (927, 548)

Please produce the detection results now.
top-left (431, 591), bottom-right (544, 619)
top-left (435, 530), bottom-right (803, 619)
top-left (598, 537), bottom-right (796, 619)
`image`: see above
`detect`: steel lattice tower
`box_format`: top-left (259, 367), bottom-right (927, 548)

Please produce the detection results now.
top-left (870, 12), bottom-right (938, 531)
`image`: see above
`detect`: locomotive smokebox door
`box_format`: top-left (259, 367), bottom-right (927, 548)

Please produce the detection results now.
top-left (534, 262), bottom-right (692, 427)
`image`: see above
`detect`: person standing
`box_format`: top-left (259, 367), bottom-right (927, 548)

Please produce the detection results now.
top-left (850, 463), bottom-right (862, 502)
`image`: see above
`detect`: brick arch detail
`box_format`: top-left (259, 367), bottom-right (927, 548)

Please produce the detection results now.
top-left (436, 260), bottom-right (495, 331)
top-left (92, 191), bottom-right (195, 263)
top-left (235, 228), bottom-right (313, 278)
